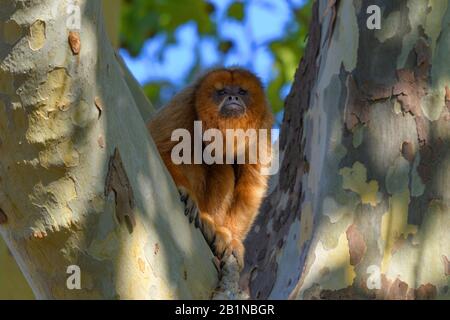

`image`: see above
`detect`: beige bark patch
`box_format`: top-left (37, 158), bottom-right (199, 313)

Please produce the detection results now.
top-left (29, 177), bottom-right (77, 230)
top-left (138, 258), bottom-right (146, 273)
top-left (381, 190), bottom-right (417, 273)
top-left (421, 89), bottom-right (445, 121)
top-left (39, 140), bottom-right (80, 168)
top-left (382, 200), bottom-right (448, 296)
top-left (3, 20), bottom-right (22, 45)
top-left (339, 162), bottom-right (380, 207)
top-left (28, 20), bottom-right (46, 51)
top-left (414, 201), bottom-right (449, 293)
top-left (39, 68), bottom-right (72, 114)
top-left (299, 232), bottom-right (356, 297)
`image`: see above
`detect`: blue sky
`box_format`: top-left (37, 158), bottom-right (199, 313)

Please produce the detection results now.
top-left (120, 0), bottom-right (305, 92)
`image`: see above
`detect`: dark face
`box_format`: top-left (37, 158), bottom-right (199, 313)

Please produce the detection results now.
top-left (214, 85), bottom-right (249, 118)
top-left (195, 68), bottom-right (268, 129)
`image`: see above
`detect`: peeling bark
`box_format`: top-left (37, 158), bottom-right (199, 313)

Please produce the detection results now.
top-left (68, 31), bottom-right (81, 55)
top-left (104, 148), bottom-right (136, 233)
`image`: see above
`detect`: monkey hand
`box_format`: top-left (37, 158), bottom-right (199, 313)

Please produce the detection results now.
top-left (224, 239), bottom-right (245, 270)
top-left (179, 191), bottom-right (245, 269)
top-left (179, 189), bottom-right (199, 224)
top-left (179, 190), bottom-right (221, 249)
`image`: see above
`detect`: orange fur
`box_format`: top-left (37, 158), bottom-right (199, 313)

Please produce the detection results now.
top-left (148, 67), bottom-right (273, 268)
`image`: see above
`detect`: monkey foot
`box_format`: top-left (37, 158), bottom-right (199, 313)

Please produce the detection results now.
top-left (223, 239), bottom-right (245, 270)
top-left (179, 189), bottom-right (189, 204)
top-left (212, 228), bottom-right (244, 270)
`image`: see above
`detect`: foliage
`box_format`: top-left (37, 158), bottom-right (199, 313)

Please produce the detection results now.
top-left (120, 0), bottom-right (312, 112)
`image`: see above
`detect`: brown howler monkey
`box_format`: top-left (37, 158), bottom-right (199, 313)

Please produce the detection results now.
top-left (148, 67), bottom-right (273, 269)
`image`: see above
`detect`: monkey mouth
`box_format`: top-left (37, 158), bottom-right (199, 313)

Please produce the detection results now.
top-left (220, 102), bottom-right (246, 118)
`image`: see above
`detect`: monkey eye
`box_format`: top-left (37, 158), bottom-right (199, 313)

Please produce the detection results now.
top-left (238, 88), bottom-right (248, 95)
top-left (217, 89), bottom-right (227, 96)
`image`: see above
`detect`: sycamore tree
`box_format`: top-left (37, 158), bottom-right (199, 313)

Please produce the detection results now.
top-left (0, 0), bottom-right (449, 300)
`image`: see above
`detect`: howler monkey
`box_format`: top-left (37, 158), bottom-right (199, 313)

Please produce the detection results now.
top-left (148, 67), bottom-right (273, 269)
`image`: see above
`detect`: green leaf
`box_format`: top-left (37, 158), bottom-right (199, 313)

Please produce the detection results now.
top-left (219, 40), bottom-right (233, 53)
top-left (143, 83), bottom-right (163, 104)
top-left (227, 2), bottom-right (245, 21)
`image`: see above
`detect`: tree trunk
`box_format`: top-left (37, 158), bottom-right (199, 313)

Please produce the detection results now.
top-left (0, 0), bottom-right (217, 299)
top-left (242, 0), bottom-right (450, 300)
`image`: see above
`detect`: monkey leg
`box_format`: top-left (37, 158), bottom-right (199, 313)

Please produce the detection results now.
top-left (220, 164), bottom-right (268, 269)
top-left (211, 226), bottom-right (233, 258)
top-left (199, 165), bottom-right (236, 252)
top-left (184, 164), bottom-right (236, 257)
top-left (179, 189), bottom-right (217, 248)
top-left (178, 184), bottom-right (232, 249)
top-left (197, 212), bottom-right (217, 245)
top-left (213, 227), bottom-right (245, 269)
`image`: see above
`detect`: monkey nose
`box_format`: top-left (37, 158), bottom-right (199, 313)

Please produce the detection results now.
top-left (228, 95), bottom-right (239, 101)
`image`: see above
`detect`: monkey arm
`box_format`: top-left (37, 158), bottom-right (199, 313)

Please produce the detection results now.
top-left (226, 164), bottom-right (268, 239)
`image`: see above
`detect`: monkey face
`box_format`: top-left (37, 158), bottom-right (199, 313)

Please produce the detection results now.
top-left (195, 68), bottom-right (270, 131)
top-left (215, 85), bottom-right (248, 118)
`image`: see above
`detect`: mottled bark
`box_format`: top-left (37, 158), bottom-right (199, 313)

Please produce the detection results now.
top-left (243, 0), bottom-right (449, 300)
top-left (0, 0), bottom-right (125, 299)
top-left (0, 0), bottom-right (217, 299)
